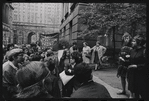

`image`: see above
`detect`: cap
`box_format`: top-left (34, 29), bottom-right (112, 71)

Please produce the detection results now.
top-left (8, 48), bottom-right (23, 57)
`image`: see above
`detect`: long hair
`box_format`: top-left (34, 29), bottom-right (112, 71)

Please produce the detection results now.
top-left (133, 34), bottom-right (146, 47)
top-left (122, 32), bottom-right (132, 47)
top-left (16, 61), bottom-right (50, 98)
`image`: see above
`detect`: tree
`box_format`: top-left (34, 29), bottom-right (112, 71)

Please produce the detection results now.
top-left (79, 3), bottom-right (146, 59)
top-left (79, 3), bottom-right (146, 38)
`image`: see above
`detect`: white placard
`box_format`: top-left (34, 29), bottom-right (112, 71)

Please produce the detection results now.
top-left (59, 70), bottom-right (74, 85)
top-left (58, 50), bottom-right (64, 62)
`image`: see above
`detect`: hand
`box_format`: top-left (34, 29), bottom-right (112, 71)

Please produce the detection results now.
top-left (128, 65), bottom-right (137, 68)
top-left (119, 57), bottom-right (125, 62)
top-left (68, 69), bottom-right (71, 72)
top-left (117, 74), bottom-right (120, 78)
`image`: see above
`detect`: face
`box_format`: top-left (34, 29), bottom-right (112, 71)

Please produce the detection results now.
top-left (16, 53), bottom-right (24, 63)
top-left (124, 36), bottom-right (130, 43)
top-left (131, 39), bottom-right (137, 48)
top-left (9, 46), bottom-right (14, 50)
top-left (96, 42), bottom-right (100, 47)
top-left (24, 49), bottom-right (28, 54)
top-left (70, 57), bottom-right (75, 64)
top-left (63, 46), bottom-right (66, 49)
top-left (83, 43), bottom-right (87, 47)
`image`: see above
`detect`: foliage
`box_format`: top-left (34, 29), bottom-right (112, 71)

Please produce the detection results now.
top-left (52, 39), bottom-right (70, 51)
top-left (79, 3), bottom-right (146, 38)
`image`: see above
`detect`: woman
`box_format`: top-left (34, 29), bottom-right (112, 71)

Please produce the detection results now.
top-left (91, 41), bottom-right (107, 70)
top-left (127, 34), bottom-right (147, 98)
top-left (117, 32), bottom-right (132, 95)
top-left (15, 61), bottom-right (53, 98)
top-left (82, 42), bottom-right (91, 64)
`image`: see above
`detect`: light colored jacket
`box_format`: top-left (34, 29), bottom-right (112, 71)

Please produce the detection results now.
top-left (91, 45), bottom-right (106, 63)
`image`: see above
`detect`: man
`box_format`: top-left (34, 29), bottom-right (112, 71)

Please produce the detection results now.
top-left (3, 43), bottom-right (14, 63)
top-left (3, 48), bottom-right (24, 99)
top-left (71, 62), bottom-right (111, 98)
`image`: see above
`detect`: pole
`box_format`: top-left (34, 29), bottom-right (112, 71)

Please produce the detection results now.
top-left (113, 26), bottom-right (116, 60)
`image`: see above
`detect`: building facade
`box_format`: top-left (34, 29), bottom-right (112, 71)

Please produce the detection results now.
top-left (2, 3), bottom-right (14, 45)
top-left (59, 3), bottom-right (91, 50)
top-left (60, 3), bottom-right (124, 51)
top-left (12, 3), bottom-right (62, 25)
top-left (10, 3), bottom-right (62, 46)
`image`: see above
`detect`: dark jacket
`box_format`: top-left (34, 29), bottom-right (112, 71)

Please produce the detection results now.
top-left (70, 81), bottom-right (111, 98)
top-left (65, 64), bottom-right (76, 76)
top-left (127, 47), bottom-right (147, 98)
top-left (58, 50), bottom-right (67, 73)
top-left (47, 73), bottom-right (61, 98)
top-left (3, 63), bottom-right (18, 98)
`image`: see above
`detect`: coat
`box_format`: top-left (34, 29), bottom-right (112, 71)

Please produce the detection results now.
top-left (70, 81), bottom-right (111, 98)
top-left (91, 45), bottom-right (107, 64)
top-left (127, 47), bottom-right (147, 98)
top-left (82, 46), bottom-right (91, 63)
top-left (3, 62), bottom-right (19, 98)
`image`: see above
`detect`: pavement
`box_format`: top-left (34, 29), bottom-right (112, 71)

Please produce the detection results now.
top-left (92, 67), bottom-right (130, 98)
top-left (58, 64), bottom-right (130, 98)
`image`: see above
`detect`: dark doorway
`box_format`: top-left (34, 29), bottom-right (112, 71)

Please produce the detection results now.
top-left (27, 32), bottom-right (35, 44)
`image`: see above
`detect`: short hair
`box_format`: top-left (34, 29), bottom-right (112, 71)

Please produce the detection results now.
top-left (72, 46), bottom-right (78, 51)
top-left (72, 42), bottom-right (77, 45)
top-left (133, 34), bottom-right (146, 46)
top-left (74, 62), bottom-right (92, 83)
top-left (45, 58), bottom-right (55, 71)
top-left (83, 42), bottom-right (88, 46)
top-left (96, 41), bottom-right (101, 45)
top-left (7, 43), bottom-right (14, 51)
top-left (31, 54), bottom-right (42, 61)
top-left (47, 51), bottom-right (54, 57)
top-left (71, 52), bottom-right (83, 64)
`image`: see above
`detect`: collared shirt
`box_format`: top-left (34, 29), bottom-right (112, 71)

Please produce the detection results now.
top-left (3, 61), bottom-right (18, 71)
top-left (3, 61), bottom-right (10, 68)
top-left (71, 63), bottom-right (76, 69)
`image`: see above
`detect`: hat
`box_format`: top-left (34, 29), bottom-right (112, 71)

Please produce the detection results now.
top-left (8, 48), bottom-right (23, 57)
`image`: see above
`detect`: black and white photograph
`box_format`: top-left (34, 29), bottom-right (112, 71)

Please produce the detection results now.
top-left (2, 3), bottom-right (148, 100)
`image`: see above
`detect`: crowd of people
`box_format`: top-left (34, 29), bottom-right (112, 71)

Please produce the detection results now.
top-left (2, 32), bottom-right (148, 99)
top-left (2, 41), bottom-right (111, 99)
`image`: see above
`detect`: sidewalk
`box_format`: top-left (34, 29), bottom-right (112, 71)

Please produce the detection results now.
top-left (92, 67), bottom-right (129, 98)
top-left (93, 75), bottom-right (128, 98)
